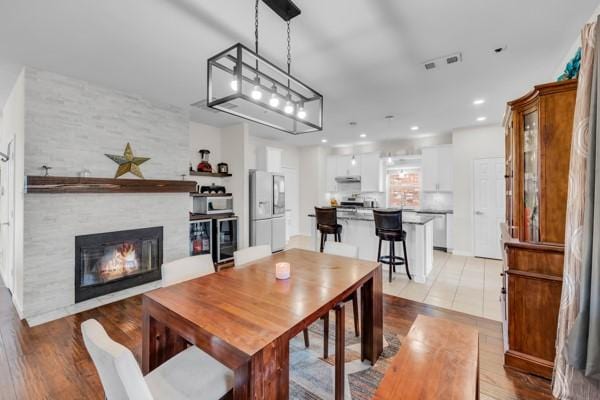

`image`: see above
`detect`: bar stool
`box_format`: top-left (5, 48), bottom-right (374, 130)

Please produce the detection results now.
top-left (373, 209), bottom-right (412, 283)
top-left (315, 207), bottom-right (342, 252)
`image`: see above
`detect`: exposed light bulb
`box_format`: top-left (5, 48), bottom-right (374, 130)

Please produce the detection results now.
top-left (410, 126), bottom-right (419, 131)
top-left (473, 99), bottom-right (485, 105)
top-left (251, 85), bottom-right (262, 100)
top-left (476, 116), bottom-right (487, 122)
top-left (351, 155), bottom-right (357, 166)
top-left (387, 153), bottom-right (394, 165)
top-left (269, 93), bottom-right (280, 107)
top-left (230, 79), bottom-right (238, 91)
top-left (321, 138), bottom-right (328, 143)
top-left (284, 101), bottom-right (294, 114)
top-left (297, 107), bottom-right (306, 119)
top-left (359, 133), bottom-right (367, 138)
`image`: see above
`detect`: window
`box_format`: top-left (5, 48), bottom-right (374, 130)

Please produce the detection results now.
top-left (387, 168), bottom-right (421, 208)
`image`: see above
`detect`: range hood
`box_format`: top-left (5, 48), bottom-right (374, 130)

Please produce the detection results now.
top-left (335, 176), bottom-right (361, 183)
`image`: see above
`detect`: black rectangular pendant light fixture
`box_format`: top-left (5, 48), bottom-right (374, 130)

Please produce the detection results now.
top-left (205, 43), bottom-right (323, 135)
top-left (201, 0), bottom-right (323, 135)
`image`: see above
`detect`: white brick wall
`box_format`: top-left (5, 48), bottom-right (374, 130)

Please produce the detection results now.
top-left (22, 69), bottom-right (190, 320)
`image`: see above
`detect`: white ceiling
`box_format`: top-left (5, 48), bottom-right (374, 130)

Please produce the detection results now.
top-left (0, 0), bottom-right (598, 146)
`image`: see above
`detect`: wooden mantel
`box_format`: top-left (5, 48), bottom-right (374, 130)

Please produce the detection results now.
top-left (26, 176), bottom-right (197, 194)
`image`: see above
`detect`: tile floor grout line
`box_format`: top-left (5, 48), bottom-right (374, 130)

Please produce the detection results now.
top-left (449, 255), bottom-right (467, 307)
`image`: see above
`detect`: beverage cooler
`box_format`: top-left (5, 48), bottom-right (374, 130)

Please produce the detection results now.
top-left (189, 220), bottom-right (212, 256)
top-left (213, 217), bottom-right (238, 263)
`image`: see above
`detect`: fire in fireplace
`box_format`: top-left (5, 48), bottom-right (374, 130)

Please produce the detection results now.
top-left (75, 227), bottom-right (163, 303)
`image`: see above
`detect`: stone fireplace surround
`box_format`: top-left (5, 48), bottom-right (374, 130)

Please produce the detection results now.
top-left (18, 68), bottom-right (190, 326)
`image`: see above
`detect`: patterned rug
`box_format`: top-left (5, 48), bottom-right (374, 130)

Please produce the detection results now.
top-left (289, 313), bottom-right (402, 399)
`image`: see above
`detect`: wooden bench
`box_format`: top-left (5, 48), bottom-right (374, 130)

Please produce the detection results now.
top-left (373, 314), bottom-right (479, 400)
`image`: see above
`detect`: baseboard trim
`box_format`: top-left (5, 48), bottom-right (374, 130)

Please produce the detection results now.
top-left (451, 249), bottom-right (474, 257)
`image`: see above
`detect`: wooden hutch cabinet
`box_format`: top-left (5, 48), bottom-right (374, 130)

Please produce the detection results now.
top-left (502, 79), bottom-right (577, 378)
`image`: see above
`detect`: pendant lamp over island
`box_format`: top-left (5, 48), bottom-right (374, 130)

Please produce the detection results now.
top-left (203, 0), bottom-right (323, 135)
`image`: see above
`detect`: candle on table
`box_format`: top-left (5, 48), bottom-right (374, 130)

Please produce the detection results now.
top-left (275, 262), bottom-right (291, 280)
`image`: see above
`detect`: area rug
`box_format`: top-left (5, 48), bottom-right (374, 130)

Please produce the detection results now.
top-left (289, 313), bottom-right (402, 399)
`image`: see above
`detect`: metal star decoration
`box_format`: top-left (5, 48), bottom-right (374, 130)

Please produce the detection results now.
top-left (105, 143), bottom-right (150, 179)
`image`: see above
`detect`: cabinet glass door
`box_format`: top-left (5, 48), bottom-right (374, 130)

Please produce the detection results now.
top-left (190, 221), bottom-right (211, 256)
top-left (217, 218), bottom-right (237, 262)
top-left (523, 111), bottom-right (540, 242)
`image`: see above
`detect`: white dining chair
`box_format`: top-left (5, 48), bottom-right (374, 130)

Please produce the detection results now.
top-left (323, 241), bottom-right (359, 258)
top-left (233, 245), bottom-right (271, 267)
top-left (81, 319), bottom-right (233, 400)
top-left (161, 254), bottom-right (215, 287)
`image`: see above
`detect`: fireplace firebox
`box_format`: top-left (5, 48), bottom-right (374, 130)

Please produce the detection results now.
top-left (75, 227), bottom-right (163, 303)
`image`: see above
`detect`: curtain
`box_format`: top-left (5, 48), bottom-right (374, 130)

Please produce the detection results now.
top-left (553, 17), bottom-right (600, 399)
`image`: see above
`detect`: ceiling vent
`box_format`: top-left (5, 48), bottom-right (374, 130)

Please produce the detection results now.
top-left (191, 99), bottom-right (238, 113)
top-left (423, 52), bottom-right (463, 71)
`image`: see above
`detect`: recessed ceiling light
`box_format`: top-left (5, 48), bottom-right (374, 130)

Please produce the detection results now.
top-left (473, 99), bottom-right (485, 105)
top-left (359, 133), bottom-right (367, 138)
top-left (321, 138), bottom-right (328, 143)
top-left (410, 126), bottom-right (419, 131)
top-left (477, 116), bottom-right (487, 122)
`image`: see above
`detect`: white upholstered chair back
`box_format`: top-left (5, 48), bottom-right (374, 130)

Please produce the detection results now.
top-left (324, 242), bottom-right (359, 258)
top-left (233, 245), bottom-right (271, 267)
top-left (161, 254), bottom-right (215, 287)
top-left (81, 319), bottom-right (153, 400)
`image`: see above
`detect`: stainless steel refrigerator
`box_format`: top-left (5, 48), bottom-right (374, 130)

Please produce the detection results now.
top-left (250, 170), bottom-right (286, 252)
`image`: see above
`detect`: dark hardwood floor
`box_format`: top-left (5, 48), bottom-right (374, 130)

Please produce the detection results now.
top-left (0, 282), bottom-right (553, 399)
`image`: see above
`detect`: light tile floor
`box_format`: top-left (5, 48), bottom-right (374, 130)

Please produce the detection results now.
top-left (382, 251), bottom-right (503, 321)
top-left (286, 235), bottom-right (503, 321)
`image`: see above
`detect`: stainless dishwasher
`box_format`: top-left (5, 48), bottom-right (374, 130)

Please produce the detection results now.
top-left (418, 212), bottom-right (447, 251)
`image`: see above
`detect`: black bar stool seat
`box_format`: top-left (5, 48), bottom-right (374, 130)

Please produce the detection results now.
top-left (318, 223), bottom-right (343, 235)
top-left (315, 207), bottom-right (342, 252)
top-left (373, 209), bottom-right (412, 283)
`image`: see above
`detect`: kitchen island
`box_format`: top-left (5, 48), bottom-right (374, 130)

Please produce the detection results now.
top-left (309, 210), bottom-right (435, 283)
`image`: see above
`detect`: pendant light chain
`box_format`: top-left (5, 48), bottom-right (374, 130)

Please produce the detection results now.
top-left (254, 0), bottom-right (260, 76)
top-left (287, 20), bottom-right (292, 74)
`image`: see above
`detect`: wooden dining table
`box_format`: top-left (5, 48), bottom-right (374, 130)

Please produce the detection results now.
top-left (142, 248), bottom-right (383, 399)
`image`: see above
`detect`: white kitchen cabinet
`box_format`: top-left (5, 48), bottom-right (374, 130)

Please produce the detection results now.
top-left (256, 146), bottom-right (282, 173)
top-left (335, 155), bottom-right (360, 176)
top-left (421, 145), bottom-right (453, 192)
top-left (421, 148), bottom-right (438, 192)
top-left (326, 155), bottom-right (337, 192)
top-left (349, 155), bottom-right (361, 176)
top-left (437, 146), bottom-right (453, 191)
top-left (360, 153), bottom-right (381, 192)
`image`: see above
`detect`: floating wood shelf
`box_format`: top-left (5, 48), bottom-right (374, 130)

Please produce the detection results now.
top-left (189, 171), bottom-right (232, 177)
top-left (26, 176), bottom-right (197, 194)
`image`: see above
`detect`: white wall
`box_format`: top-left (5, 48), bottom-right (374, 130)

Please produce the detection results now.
top-left (0, 70), bottom-right (25, 316)
top-left (298, 145), bottom-right (328, 235)
top-left (554, 3), bottom-right (600, 78)
top-left (247, 136), bottom-right (300, 170)
top-left (452, 125), bottom-right (505, 256)
top-left (189, 121), bottom-right (221, 172)
top-left (221, 124), bottom-right (250, 248)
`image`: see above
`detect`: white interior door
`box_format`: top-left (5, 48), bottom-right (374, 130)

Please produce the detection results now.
top-left (281, 167), bottom-right (299, 238)
top-left (474, 158), bottom-right (505, 259)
